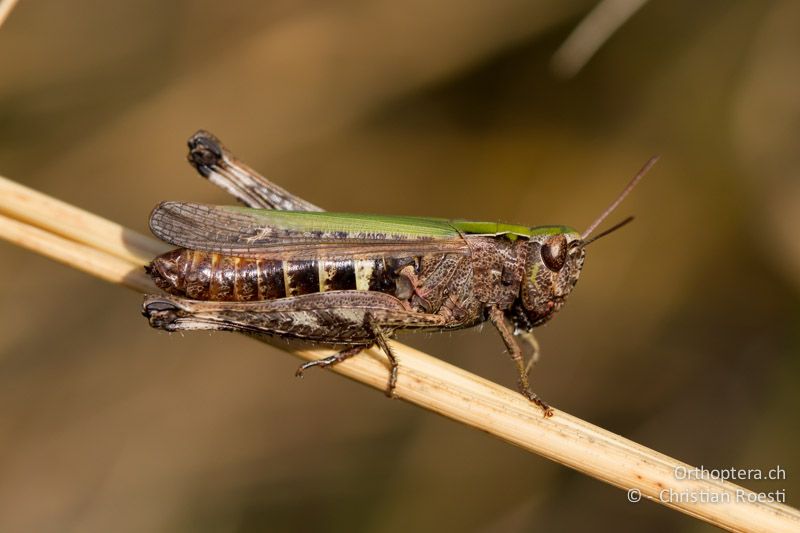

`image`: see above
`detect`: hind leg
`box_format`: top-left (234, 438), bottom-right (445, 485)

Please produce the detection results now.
top-left (186, 130), bottom-right (323, 212)
top-left (144, 291), bottom-right (444, 396)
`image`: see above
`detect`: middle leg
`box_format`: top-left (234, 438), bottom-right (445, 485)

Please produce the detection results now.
top-left (295, 345), bottom-right (366, 377)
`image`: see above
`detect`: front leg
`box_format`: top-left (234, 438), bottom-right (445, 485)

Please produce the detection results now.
top-left (489, 307), bottom-right (553, 417)
top-left (515, 329), bottom-right (540, 375)
top-left (187, 130), bottom-right (323, 212)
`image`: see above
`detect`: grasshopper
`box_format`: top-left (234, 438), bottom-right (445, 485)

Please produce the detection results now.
top-left (143, 131), bottom-right (655, 417)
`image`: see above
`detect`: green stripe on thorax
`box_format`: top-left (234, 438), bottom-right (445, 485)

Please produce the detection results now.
top-left (224, 207), bottom-right (576, 241)
top-left (451, 220), bottom-right (576, 240)
top-left (223, 208), bottom-right (459, 237)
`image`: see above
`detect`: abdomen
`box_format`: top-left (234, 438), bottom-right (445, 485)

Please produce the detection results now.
top-left (146, 248), bottom-right (403, 301)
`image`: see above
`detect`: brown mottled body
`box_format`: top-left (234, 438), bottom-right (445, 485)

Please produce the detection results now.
top-left (147, 230), bottom-right (557, 343)
top-left (148, 250), bottom-right (408, 303)
top-left (143, 130), bottom-right (648, 417)
top-left (142, 132), bottom-right (584, 417)
top-left (147, 246), bottom-right (488, 340)
top-left (148, 249), bottom-right (284, 301)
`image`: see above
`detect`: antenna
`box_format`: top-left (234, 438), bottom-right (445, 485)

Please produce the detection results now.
top-left (581, 156), bottom-right (658, 241)
top-left (584, 216), bottom-right (634, 246)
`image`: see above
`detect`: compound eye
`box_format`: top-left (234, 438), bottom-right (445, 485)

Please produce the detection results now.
top-left (541, 234), bottom-right (567, 272)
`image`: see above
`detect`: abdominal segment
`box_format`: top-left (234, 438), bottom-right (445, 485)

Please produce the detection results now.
top-left (146, 248), bottom-right (405, 302)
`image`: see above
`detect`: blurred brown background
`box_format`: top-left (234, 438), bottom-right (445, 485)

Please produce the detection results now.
top-left (1, 1), bottom-right (798, 531)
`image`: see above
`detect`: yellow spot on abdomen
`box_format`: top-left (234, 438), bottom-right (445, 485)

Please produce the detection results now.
top-left (318, 260), bottom-right (329, 292)
top-left (282, 260), bottom-right (291, 296)
top-left (355, 259), bottom-right (374, 291)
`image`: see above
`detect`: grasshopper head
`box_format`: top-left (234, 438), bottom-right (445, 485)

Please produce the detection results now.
top-left (512, 155), bottom-right (658, 331)
top-left (516, 231), bottom-right (585, 328)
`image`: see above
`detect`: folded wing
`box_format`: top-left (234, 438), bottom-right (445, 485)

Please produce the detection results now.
top-left (149, 202), bottom-right (470, 259)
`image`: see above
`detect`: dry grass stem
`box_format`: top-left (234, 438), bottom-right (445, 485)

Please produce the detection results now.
top-left (0, 0), bottom-right (20, 29)
top-left (0, 176), bottom-right (170, 265)
top-left (0, 174), bottom-right (798, 532)
top-left (0, 211), bottom-right (154, 293)
top-left (552, 0), bottom-right (649, 77)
